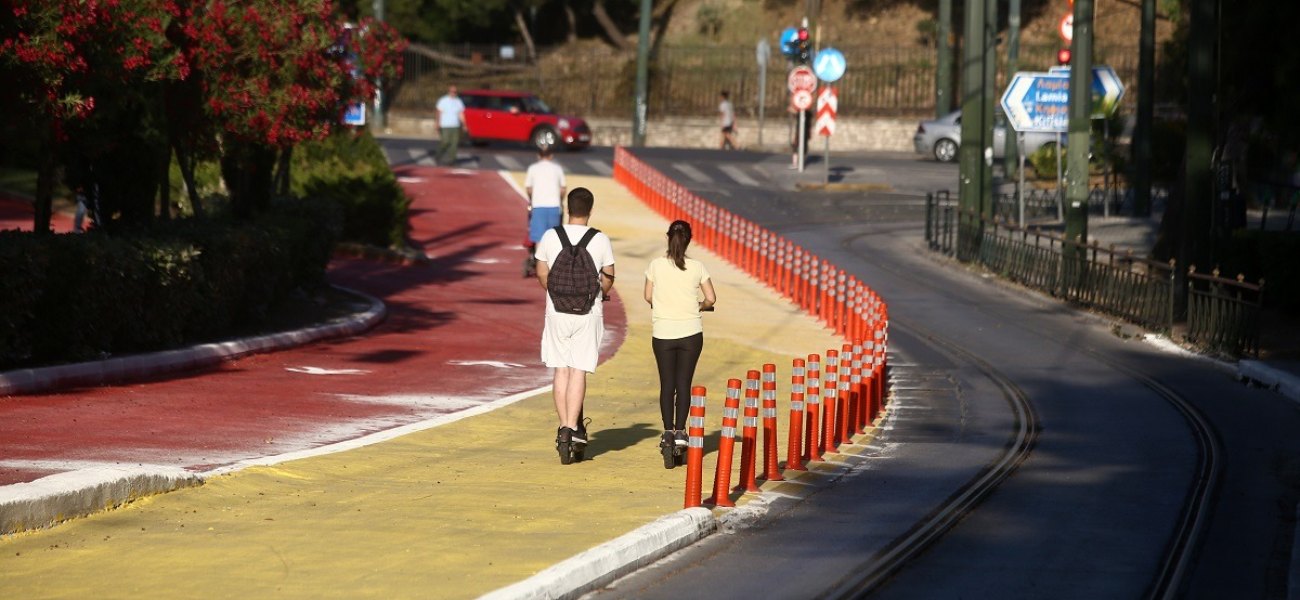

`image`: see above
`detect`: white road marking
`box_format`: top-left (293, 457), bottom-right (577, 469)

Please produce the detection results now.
top-left (466, 257), bottom-right (504, 264)
top-left (671, 162), bottom-right (713, 183)
top-left (585, 160), bottom-right (613, 176)
top-left (285, 366), bottom-right (371, 375)
top-left (495, 154), bottom-right (525, 171)
top-left (719, 164), bottom-right (760, 186)
top-left (397, 176), bottom-right (425, 183)
top-left (408, 148), bottom-right (435, 166)
top-left (330, 394), bottom-right (491, 411)
top-left (448, 360), bottom-right (526, 368)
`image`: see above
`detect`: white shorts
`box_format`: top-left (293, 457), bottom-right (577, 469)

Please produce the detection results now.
top-left (541, 311), bottom-right (604, 372)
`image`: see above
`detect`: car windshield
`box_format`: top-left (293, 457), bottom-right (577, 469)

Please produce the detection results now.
top-left (523, 96), bottom-right (553, 114)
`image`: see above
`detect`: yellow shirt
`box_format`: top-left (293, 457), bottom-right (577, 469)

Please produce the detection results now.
top-left (645, 256), bottom-right (711, 340)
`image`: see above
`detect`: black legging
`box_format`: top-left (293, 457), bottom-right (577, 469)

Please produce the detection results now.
top-left (652, 333), bottom-right (704, 431)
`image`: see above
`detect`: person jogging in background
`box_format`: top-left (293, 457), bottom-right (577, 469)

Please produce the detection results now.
top-left (718, 91), bottom-right (737, 150)
top-left (523, 145), bottom-right (566, 278)
top-left (434, 85), bottom-right (466, 166)
top-left (535, 188), bottom-right (615, 453)
top-left (644, 220), bottom-right (716, 457)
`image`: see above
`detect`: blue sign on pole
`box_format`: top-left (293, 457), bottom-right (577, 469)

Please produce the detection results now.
top-left (812, 48), bottom-right (846, 83)
top-left (343, 102), bottom-right (367, 127)
top-left (1000, 72), bottom-right (1071, 133)
top-left (780, 27), bottom-right (800, 56)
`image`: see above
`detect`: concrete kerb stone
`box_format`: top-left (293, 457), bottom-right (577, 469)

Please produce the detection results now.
top-left (0, 286), bottom-right (385, 534)
top-left (478, 507), bottom-right (716, 600)
top-left (0, 466), bottom-right (201, 535)
top-left (0, 285), bottom-right (385, 397)
top-left (1238, 360), bottom-right (1300, 404)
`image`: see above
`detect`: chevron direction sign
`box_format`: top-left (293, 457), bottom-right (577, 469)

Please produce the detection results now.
top-left (815, 86), bottom-right (837, 136)
top-left (1002, 66), bottom-right (1126, 133)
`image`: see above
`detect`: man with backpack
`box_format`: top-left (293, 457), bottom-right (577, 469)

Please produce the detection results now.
top-left (534, 187), bottom-right (615, 461)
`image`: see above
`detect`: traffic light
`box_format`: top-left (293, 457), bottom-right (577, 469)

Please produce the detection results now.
top-left (1057, 47), bottom-right (1072, 66)
top-left (796, 27), bottom-right (810, 64)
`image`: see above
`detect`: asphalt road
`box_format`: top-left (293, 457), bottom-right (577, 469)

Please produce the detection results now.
top-left (578, 146), bottom-right (1300, 599)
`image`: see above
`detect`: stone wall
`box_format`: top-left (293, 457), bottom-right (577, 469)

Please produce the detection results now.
top-left (386, 113), bottom-right (917, 153)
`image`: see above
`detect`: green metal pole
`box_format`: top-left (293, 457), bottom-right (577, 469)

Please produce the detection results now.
top-left (958, 0), bottom-right (985, 235)
top-left (632, 0), bottom-right (652, 147)
top-left (1183, 0), bottom-right (1217, 269)
top-left (1132, 0), bottom-right (1156, 217)
top-left (980, 0), bottom-right (998, 220)
top-left (936, 0), bottom-right (954, 117)
top-left (371, 0), bottom-right (386, 131)
top-left (1003, 0), bottom-right (1022, 181)
top-left (1065, 0), bottom-right (1093, 249)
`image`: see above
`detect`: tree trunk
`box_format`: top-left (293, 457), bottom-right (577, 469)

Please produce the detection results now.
top-left (592, 0), bottom-right (629, 51)
top-left (563, 2), bottom-right (577, 43)
top-left (173, 140), bottom-right (205, 219)
top-left (222, 140), bottom-right (275, 220)
top-left (514, 8), bottom-right (537, 62)
top-left (274, 146), bottom-right (293, 197)
top-left (157, 145), bottom-right (172, 222)
top-left (652, 0), bottom-right (678, 55)
top-left (33, 125), bottom-right (56, 236)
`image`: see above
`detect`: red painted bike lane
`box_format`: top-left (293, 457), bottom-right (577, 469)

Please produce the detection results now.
top-left (0, 167), bottom-right (627, 486)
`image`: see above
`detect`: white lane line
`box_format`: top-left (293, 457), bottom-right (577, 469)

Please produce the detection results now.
top-left (285, 366), bottom-right (371, 375)
top-left (671, 162), bottom-right (713, 183)
top-left (447, 360), bottom-right (526, 368)
top-left (719, 164), bottom-right (760, 186)
top-left (585, 160), bottom-right (613, 176)
top-left (495, 154), bottom-right (525, 171)
top-left (409, 148), bottom-right (435, 167)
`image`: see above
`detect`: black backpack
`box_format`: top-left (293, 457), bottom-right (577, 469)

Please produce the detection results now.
top-left (547, 226), bottom-right (602, 315)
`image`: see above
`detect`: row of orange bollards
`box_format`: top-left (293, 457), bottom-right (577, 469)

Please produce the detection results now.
top-left (612, 149), bottom-right (892, 510)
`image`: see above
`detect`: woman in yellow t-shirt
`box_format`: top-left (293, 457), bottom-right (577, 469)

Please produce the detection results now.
top-left (644, 220), bottom-right (717, 464)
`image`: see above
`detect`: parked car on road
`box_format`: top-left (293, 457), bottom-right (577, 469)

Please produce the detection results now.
top-left (459, 90), bottom-right (592, 150)
top-left (913, 110), bottom-right (1059, 163)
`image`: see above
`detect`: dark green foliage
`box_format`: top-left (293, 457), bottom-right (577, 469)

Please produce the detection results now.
top-left (1219, 230), bottom-right (1300, 315)
top-left (0, 199), bottom-right (341, 369)
top-left (292, 129), bottom-right (410, 248)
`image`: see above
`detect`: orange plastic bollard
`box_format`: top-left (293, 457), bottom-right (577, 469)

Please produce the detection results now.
top-left (836, 343), bottom-right (853, 447)
top-left (734, 370), bottom-right (761, 493)
top-left (804, 354), bottom-right (823, 463)
top-left (821, 349), bottom-right (839, 454)
top-left (759, 363), bottom-right (783, 481)
top-left (851, 343), bottom-right (866, 435)
top-left (706, 379), bottom-right (742, 507)
top-left (786, 358), bottom-right (807, 472)
top-left (684, 386), bottom-right (708, 509)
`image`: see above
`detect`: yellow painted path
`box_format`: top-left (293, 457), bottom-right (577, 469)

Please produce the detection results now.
top-left (0, 174), bottom-right (844, 599)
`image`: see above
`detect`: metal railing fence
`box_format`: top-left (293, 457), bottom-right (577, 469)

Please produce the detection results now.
top-left (926, 191), bottom-right (1264, 356)
top-left (390, 42), bottom-right (1148, 120)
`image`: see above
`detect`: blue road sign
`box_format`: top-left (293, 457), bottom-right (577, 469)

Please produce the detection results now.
top-left (812, 48), bottom-right (846, 83)
top-left (780, 27), bottom-right (800, 56)
top-left (1001, 72), bottom-right (1070, 133)
top-left (343, 102), bottom-right (367, 127)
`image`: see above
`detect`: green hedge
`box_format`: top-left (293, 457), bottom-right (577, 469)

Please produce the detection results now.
top-left (0, 198), bottom-right (341, 368)
top-left (292, 129), bottom-right (410, 248)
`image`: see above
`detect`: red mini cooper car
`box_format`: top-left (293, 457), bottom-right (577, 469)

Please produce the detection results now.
top-left (459, 90), bottom-right (592, 150)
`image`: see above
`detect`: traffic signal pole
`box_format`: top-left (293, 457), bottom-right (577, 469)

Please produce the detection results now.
top-left (1131, 0), bottom-right (1156, 217)
top-left (1003, 0), bottom-right (1022, 182)
top-left (1064, 0), bottom-right (1093, 251)
top-left (632, 0), bottom-right (652, 147)
top-left (958, 0), bottom-right (986, 242)
top-left (935, 0), bottom-right (953, 118)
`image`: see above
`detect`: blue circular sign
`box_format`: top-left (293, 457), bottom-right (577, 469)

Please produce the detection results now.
top-left (780, 27), bottom-right (800, 56)
top-left (812, 48), bottom-right (847, 82)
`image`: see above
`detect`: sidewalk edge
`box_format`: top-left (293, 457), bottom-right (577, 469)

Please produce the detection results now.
top-left (1238, 360), bottom-right (1300, 404)
top-left (477, 507), bottom-right (717, 600)
top-left (0, 285), bottom-right (386, 396)
top-left (0, 466), bottom-right (201, 535)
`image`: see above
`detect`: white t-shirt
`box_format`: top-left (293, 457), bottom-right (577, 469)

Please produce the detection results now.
top-left (535, 224), bottom-right (615, 317)
top-left (436, 95), bottom-right (465, 128)
top-left (645, 256), bottom-right (711, 339)
top-left (719, 100), bottom-right (735, 127)
top-left (524, 160), bottom-right (566, 208)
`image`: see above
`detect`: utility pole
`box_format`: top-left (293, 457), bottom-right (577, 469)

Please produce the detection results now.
top-left (980, 0), bottom-right (997, 218)
top-left (371, 0), bottom-right (386, 131)
top-left (1131, 0), bottom-right (1156, 216)
top-left (1064, 0), bottom-right (1094, 251)
top-left (1182, 0), bottom-right (1217, 269)
top-left (935, 0), bottom-right (953, 117)
top-left (632, 0), bottom-right (652, 147)
top-left (1003, 0), bottom-right (1022, 181)
top-left (957, 0), bottom-right (985, 258)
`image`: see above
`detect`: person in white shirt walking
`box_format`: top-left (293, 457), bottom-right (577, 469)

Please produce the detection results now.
top-left (718, 90), bottom-right (737, 150)
top-left (523, 145), bottom-right (566, 278)
top-left (434, 85), bottom-right (466, 166)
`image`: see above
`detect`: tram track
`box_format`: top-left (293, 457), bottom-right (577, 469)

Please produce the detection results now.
top-left (816, 229), bottom-right (1221, 599)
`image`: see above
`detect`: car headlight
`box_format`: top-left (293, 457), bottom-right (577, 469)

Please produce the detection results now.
top-left (558, 119), bottom-right (570, 130)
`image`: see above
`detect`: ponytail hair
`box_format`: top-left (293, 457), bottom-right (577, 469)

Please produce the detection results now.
top-left (666, 220), bottom-right (692, 270)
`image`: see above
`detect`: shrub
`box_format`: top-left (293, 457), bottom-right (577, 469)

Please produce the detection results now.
top-left (1219, 230), bottom-right (1300, 315)
top-left (291, 129), bottom-right (409, 248)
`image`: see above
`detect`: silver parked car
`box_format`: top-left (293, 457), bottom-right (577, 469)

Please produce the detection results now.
top-left (913, 110), bottom-right (1060, 163)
